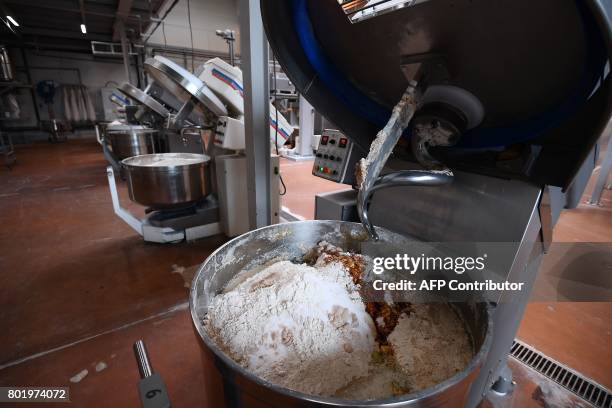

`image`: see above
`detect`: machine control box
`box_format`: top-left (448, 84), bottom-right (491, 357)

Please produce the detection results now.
top-left (215, 116), bottom-right (245, 150)
top-left (312, 129), bottom-right (358, 184)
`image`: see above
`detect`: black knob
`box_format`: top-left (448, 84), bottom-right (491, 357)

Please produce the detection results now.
top-left (329, 155), bottom-right (335, 160)
top-left (323, 154), bottom-right (328, 159)
top-left (316, 153), bottom-right (322, 158)
top-left (336, 157), bottom-right (342, 162)
top-left (329, 139), bottom-right (336, 145)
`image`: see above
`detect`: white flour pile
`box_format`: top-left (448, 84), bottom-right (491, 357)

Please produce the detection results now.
top-left (204, 259), bottom-right (376, 396)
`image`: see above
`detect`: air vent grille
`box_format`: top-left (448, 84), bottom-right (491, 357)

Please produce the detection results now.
top-left (511, 340), bottom-right (611, 408)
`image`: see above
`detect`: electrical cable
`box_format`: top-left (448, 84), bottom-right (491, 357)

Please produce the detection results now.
top-left (162, 21), bottom-right (167, 50)
top-left (142, 0), bottom-right (180, 45)
top-left (186, 0), bottom-right (195, 73)
top-left (272, 51), bottom-right (287, 196)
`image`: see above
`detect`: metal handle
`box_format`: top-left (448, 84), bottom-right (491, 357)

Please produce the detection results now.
top-left (359, 169), bottom-right (454, 240)
top-left (180, 125), bottom-right (203, 137)
top-left (134, 340), bottom-right (153, 379)
top-left (180, 126), bottom-right (205, 147)
top-left (95, 124), bottom-right (103, 145)
top-left (133, 339), bottom-right (172, 408)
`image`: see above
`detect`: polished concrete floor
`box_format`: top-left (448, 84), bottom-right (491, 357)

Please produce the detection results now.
top-left (0, 139), bottom-right (610, 407)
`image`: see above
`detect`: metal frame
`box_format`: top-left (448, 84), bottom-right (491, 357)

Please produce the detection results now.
top-left (107, 166), bottom-right (142, 235)
top-left (0, 130), bottom-right (16, 169)
top-left (239, 0), bottom-right (272, 229)
top-left (587, 120), bottom-right (612, 206)
top-left (106, 166), bottom-right (221, 243)
top-left (468, 192), bottom-right (546, 407)
top-left (283, 94), bottom-right (316, 161)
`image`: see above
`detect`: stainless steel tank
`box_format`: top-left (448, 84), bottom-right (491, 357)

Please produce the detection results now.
top-left (122, 153), bottom-right (211, 208)
top-left (190, 220), bottom-right (493, 407)
top-left (107, 125), bottom-right (161, 160)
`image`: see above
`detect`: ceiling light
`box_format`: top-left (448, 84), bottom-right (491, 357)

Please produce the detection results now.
top-left (80, 24), bottom-right (87, 34)
top-left (6, 16), bottom-right (19, 27)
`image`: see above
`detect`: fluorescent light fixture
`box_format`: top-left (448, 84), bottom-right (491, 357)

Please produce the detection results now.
top-left (6, 16), bottom-right (19, 27)
top-left (80, 23), bottom-right (87, 34)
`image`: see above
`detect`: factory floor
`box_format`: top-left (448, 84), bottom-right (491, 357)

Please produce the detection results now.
top-left (0, 139), bottom-right (609, 407)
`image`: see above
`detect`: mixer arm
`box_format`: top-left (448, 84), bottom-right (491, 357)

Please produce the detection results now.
top-left (99, 132), bottom-right (122, 174)
top-left (359, 169), bottom-right (454, 240)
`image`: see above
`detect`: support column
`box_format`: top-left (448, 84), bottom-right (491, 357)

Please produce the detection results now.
top-left (239, 0), bottom-right (271, 229)
top-left (297, 94), bottom-right (315, 157)
top-left (587, 120), bottom-right (612, 206)
top-left (117, 20), bottom-right (132, 85)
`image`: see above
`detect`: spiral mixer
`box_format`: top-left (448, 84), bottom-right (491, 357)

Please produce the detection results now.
top-left (104, 56), bottom-right (293, 243)
top-left (261, 0), bottom-right (611, 406)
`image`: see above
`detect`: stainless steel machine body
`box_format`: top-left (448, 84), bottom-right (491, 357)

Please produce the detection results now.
top-left (260, 1), bottom-right (611, 407)
top-left (122, 153), bottom-right (211, 209)
top-left (190, 220), bottom-right (493, 407)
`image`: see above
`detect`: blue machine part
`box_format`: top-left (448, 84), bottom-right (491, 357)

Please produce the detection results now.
top-left (110, 91), bottom-right (130, 107)
top-left (36, 80), bottom-right (57, 104)
top-left (291, 0), bottom-right (609, 149)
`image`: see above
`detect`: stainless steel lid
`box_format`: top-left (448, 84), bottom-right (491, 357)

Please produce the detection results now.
top-left (144, 56), bottom-right (228, 118)
top-left (117, 82), bottom-right (171, 118)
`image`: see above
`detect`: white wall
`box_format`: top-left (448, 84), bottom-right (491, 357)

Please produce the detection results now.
top-left (146, 0), bottom-right (240, 54)
top-left (4, 0), bottom-right (241, 141)
top-left (6, 49), bottom-right (138, 129)
top-left (2, 49), bottom-right (141, 144)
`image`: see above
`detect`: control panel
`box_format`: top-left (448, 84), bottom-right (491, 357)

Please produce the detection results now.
top-left (312, 129), bottom-right (358, 184)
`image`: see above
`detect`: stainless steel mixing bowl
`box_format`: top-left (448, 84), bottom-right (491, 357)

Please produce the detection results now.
top-left (122, 153), bottom-right (211, 209)
top-left (190, 220), bottom-right (493, 407)
top-left (107, 125), bottom-right (161, 159)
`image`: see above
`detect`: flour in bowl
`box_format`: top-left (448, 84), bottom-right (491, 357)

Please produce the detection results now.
top-left (204, 258), bottom-right (376, 397)
top-left (203, 242), bottom-right (475, 400)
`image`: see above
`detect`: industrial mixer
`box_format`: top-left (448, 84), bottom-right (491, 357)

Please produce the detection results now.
top-left (186, 0), bottom-right (612, 406)
top-left (104, 55), bottom-right (294, 243)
